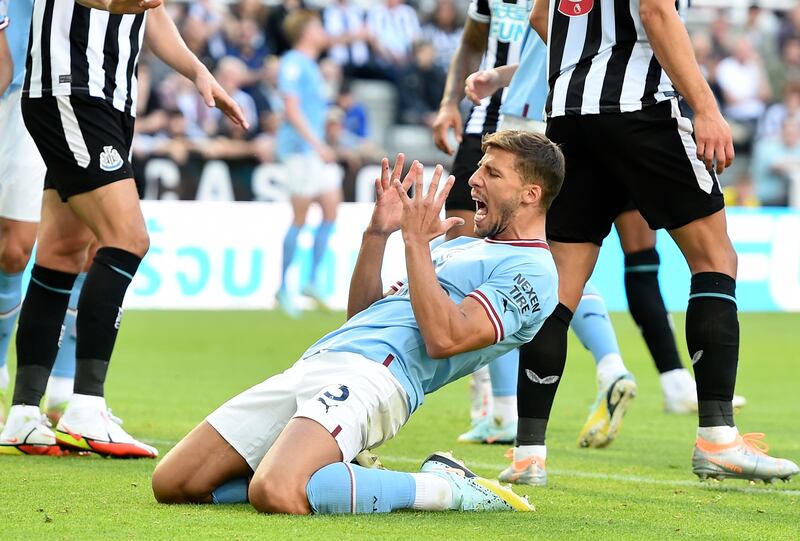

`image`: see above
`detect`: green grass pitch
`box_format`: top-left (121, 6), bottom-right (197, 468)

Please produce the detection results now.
top-left (1, 311), bottom-right (798, 540)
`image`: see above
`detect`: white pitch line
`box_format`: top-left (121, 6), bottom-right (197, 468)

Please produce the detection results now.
top-left (141, 440), bottom-right (799, 498)
top-left (381, 455), bottom-right (800, 497)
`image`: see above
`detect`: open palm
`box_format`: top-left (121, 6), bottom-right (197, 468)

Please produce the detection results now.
top-left (367, 154), bottom-right (416, 236)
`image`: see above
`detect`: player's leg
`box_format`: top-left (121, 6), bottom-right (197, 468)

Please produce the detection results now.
top-left (44, 248), bottom-right (91, 423)
top-left (277, 194), bottom-right (311, 318)
top-left (572, 282), bottom-right (637, 448)
top-left (304, 187), bottom-right (340, 306)
top-left (151, 421), bottom-right (252, 504)
top-left (611, 99), bottom-right (797, 481)
top-left (0, 191), bottom-right (91, 455)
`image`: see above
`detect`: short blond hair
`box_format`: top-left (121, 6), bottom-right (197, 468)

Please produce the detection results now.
top-left (481, 130), bottom-right (565, 210)
top-left (283, 10), bottom-right (319, 47)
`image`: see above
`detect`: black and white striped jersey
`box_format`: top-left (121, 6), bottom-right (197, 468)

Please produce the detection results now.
top-left (464, 0), bottom-right (533, 136)
top-left (23, 0), bottom-right (146, 116)
top-left (545, 0), bottom-right (687, 118)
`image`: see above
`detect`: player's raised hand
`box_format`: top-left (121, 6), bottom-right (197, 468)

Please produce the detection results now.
top-left (366, 154), bottom-right (415, 236)
top-left (693, 109), bottom-right (735, 175)
top-left (393, 163), bottom-right (463, 243)
top-left (465, 69), bottom-right (501, 106)
top-left (193, 68), bottom-right (250, 131)
top-left (432, 103), bottom-right (463, 156)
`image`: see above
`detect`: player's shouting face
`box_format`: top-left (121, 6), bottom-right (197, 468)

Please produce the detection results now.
top-left (469, 147), bottom-right (527, 239)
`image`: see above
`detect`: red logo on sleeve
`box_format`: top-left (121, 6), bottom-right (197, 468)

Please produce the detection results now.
top-left (558, 0), bottom-right (594, 17)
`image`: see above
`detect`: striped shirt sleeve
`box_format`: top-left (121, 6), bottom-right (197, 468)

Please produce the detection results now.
top-left (467, 0), bottom-right (490, 23)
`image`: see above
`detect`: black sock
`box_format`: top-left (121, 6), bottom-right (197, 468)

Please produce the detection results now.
top-left (686, 272), bottom-right (739, 427)
top-left (624, 248), bottom-right (684, 373)
top-left (74, 247), bottom-right (142, 397)
top-left (516, 303), bottom-right (573, 446)
top-left (12, 265), bottom-right (77, 406)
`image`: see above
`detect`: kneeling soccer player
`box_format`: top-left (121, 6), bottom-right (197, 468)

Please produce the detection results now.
top-left (152, 132), bottom-right (565, 514)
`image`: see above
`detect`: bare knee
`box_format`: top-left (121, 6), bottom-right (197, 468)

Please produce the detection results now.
top-left (248, 474), bottom-right (310, 515)
top-left (151, 461), bottom-right (212, 505)
top-left (0, 242), bottom-right (33, 274)
top-left (100, 229), bottom-right (150, 259)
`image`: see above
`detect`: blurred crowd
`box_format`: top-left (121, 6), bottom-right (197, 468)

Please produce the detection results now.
top-left (133, 0), bottom-right (800, 208)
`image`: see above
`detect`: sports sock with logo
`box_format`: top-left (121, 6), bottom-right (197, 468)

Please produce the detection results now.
top-left (686, 272), bottom-right (739, 427)
top-left (468, 365), bottom-right (493, 423)
top-left (12, 265), bottom-right (77, 406)
top-left (624, 248), bottom-right (683, 373)
top-left (306, 462), bottom-right (427, 514)
top-left (515, 303), bottom-right (572, 446)
top-left (489, 349), bottom-right (518, 426)
top-left (51, 272), bottom-right (86, 380)
top-left (74, 247), bottom-right (141, 397)
top-left (0, 271), bottom-right (23, 382)
top-left (281, 225), bottom-right (301, 287)
top-left (310, 221), bottom-right (334, 285)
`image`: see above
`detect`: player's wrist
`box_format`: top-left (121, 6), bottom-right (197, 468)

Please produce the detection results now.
top-left (363, 228), bottom-right (392, 239)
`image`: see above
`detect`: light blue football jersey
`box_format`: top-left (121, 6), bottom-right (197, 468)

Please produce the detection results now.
top-left (500, 25), bottom-right (548, 122)
top-left (303, 236), bottom-right (558, 413)
top-left (1, 0), bottom-right (33, 99)
top-left (276, 49), bottom-right (328, 158)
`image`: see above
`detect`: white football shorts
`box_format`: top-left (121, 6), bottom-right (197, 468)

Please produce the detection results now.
top-left (206, 351), bottom-right (409, 471)
top-left (0, 88), bottom-right (45, 222)
top-left (281, 152), bottom-right (342, 198)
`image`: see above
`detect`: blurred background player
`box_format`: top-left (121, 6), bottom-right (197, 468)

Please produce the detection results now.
top-left (0, 0), bottom-right (246, 458)
top-left (275, 10), bottom-right (342, 317)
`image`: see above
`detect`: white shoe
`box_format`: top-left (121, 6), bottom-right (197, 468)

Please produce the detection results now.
top-left (662, 369), bottom-right (747, 414)
top-left (55, 394), bottom-right (157, 458)
top-left (0, 405), bottom-right (65, 456)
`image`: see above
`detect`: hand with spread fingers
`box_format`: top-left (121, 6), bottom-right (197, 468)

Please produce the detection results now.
top-left (366, 153), bottom-right (417, 236)
top-left (393, 163), bottom-right (464, 244)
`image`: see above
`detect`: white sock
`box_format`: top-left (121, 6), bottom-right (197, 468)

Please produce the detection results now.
top-left (515, 445), bottom-right (546, 461)
top-left (68, 393), bottom-right (107, 411)
top-left (469, 367), bottom-right (493, 423)
top-left (0, 363), bottom-right (8, 390)
top-left (596, 353), bottom-right (628, 388)
top-left (697, 425), bottom-right (738, 445)
top-left (410, 473), bottom-right (454, 511)
top-left (492, 395), bottom-right (518, 426)
top-left (660, 368), bottom-right (694, 396)
top-left (46, 376), bottom-right (74, 407)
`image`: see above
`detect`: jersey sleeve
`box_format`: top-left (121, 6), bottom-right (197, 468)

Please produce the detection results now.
top-left (466, 261), bottom-right (551, 344)
top-left (467, 0), bottom-right (490, 23)
top-left (278, 56), bottom-right (304, 97)
top-left (0, 0), bottom-right (8, 31)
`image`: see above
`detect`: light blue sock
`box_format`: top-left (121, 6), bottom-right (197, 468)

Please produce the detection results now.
top-left (211, 477), bottom-right (249, 504)
top-left (571, 282), bottom-right (621, 364)
top-left (52, 272), bottom-right (86, 378)
top-left (489, 349), bottom-right (519, 397)
top-left (310, 221), bottom-right (334, 285)
top-left (281, 225), bottom-right (301, 287)
top-left (306, 462), bottom-right (415, 514)
top-left (0, 271), bottom-right (22, 370)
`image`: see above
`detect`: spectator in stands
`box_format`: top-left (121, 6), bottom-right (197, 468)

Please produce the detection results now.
top-left (421, 0), bottom-right (462, 74)
top-left (134, 109), bottom-right (194, 166)
top-left (716, 36), bottom-right (771, 128)
top-left (324, 1), bottom-right (370, 70)
top-left (336, 80), bottom-right (369, 138)
top-left (397, 40), bottom-right (445, 126)
top-left (265, 0), bottom-right (306, 56)
top-left (367, 0), bottom-right (420, 69)
top-left (759, 81), bottom-right (800, 140)
top-left (751, 118), bottom-right (800, 206)
top-left (224, 18), bottom-right (270, 76)
top-left (693, 33), bottom-right (723, 105)
top-left (723, 173), bottom-right (760, 208)
top-left (212, 56), bottom-right (259, 136)
top-left (778, 4), bottom-right (800, 54)
top-left (709, 10), bottom-right (733, 60)
top-left (325, 107), bottom-right (383, 202)
top-left (247, 55), bottom-right (283, 136)
top-left (770, 38), bottom-right (800, 101)
top-left (275, 10), bottom-right (340, 316)
top-left (231, 0), bottom-right (268, 27)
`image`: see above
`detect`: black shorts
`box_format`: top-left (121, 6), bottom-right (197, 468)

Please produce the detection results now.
top-left (545, 98), bottom-right (724, 245)
top-left (22, 94), bottom-right (136, 201)
top-left (446, 134), bottom-right (483, 212)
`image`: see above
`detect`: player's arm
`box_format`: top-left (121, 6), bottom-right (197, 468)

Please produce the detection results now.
top-left (0, 22), bottom-right (11, 96)
top-left (347, 154), bottom-right (411, 319)
top-left (282, 94), bottom-right (334, 163)
top-left (144, 6), bottom-right (248, 129)
top-left (75, 0), bottom-right (161, 15)
top-left (464, 64), bottom-right (519, 105)
top-left (530, 0), bottom-right (549, 43)
top-left (640, 0), bottom-right (733, 174)
top-left (431, 16), bottom-right (489, 155)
